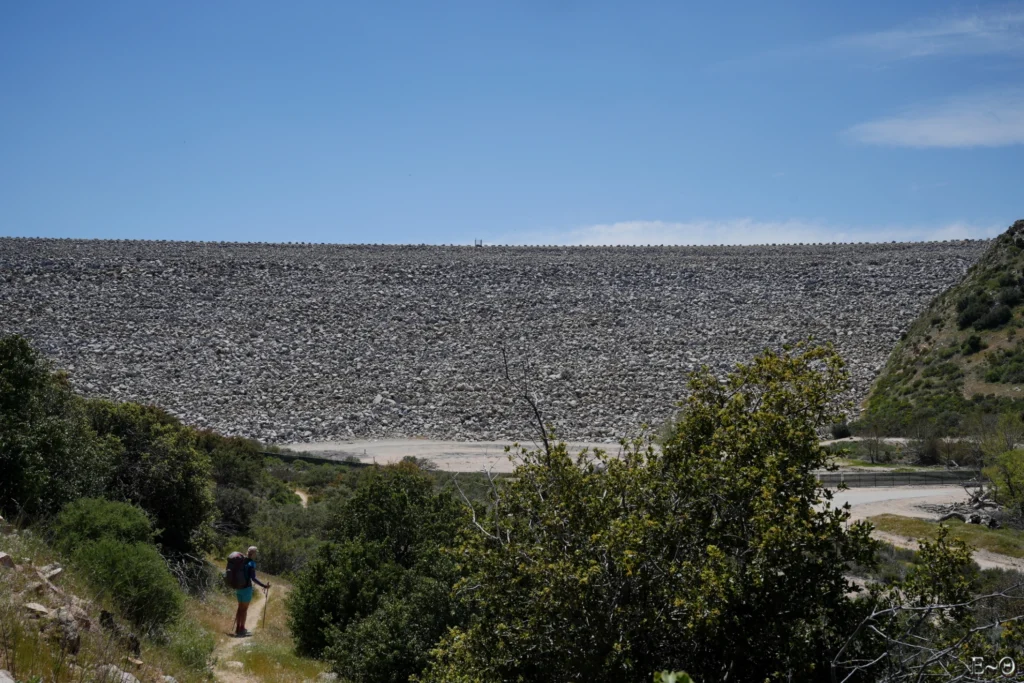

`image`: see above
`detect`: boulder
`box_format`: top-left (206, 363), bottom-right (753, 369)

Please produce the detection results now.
top-left (100, 610), bottom-right (141, 656)
top-left (34, 569), bottom-right (65, 595)
top-left (0, 670), bottom-right (15, 683)
top-left (0, 552), bottom-right (13, 569)
top-left (41, 563), bottom-right (63, 581)
top-left (23, 602), bottom-right (50, 617)
top-left (45, 607), bottom-right (81, 654)
top-left (20, 581), bottom-right (44, 596)
top-left (94, 664), bottom-right (141, 683)
top-left (53, 604), bottom-right (92, 631)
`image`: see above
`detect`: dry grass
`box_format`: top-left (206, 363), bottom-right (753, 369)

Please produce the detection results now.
top-left (206, 572), bottom-right (327, 683)
top-left (869, 514), bottom-right (1024, 558)
top-left (191, 583), bottom-right (241, 648)
top-left (235, 641), bottom-right (327, 683)
top-left (828, 457), bottom-right (932, 471)
top-left (0, 522), bottom-right (324, 683)
top-left (0, 528), bottom-right (213, 683)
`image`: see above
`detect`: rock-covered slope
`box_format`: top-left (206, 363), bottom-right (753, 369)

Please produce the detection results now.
top-left (0, 238), bottom-right (987, 443)
top-left (863, 220), bottom-right (1024, 434)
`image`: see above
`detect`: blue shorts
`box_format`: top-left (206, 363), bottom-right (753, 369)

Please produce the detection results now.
top-left (236, 586), bottom-right (253, 604)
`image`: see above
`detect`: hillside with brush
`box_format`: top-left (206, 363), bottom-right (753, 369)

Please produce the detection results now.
top-left (861, 219), bottom-right (1024, 435)
top-left (7, 333), bottom-right (1024, 680)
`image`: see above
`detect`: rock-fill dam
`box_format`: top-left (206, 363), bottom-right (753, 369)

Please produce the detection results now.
top-left (0, 238), bottom-right (988, 443)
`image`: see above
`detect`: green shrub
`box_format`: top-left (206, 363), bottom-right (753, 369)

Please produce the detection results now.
top-left (260, 474), bottom-right (302, 506)
top-left (332, 463), bottom-right (466, 565)
top-left (289, 463), bottom-right (468, 662)
top-left (922, 361), bottom-right (962, 380)
top-left (1000, 287), bottom-right (1023, 307)
top-left (0, 335), bottom-right (118, 517)
top-left (249, 520), bottom-right (320, 576)
top-left (73, 538), bottom-right (183, 631)
top-left (166, 616), bottom-right (215, 670)
top-left (232, 500), bottom-right (330, 576)
top-left (288, 541), bottom-right (404, 657)
top-left (399, 455), bottom-right (439, 471)
top-left (419, 344), bottom-right (878, 682)
top-left (298, 463), bottom-right (347, 490)
top-left (985, 343), bottom-right (1024, 384)
top-left (914, 436), bottom-right (942, 466)
top-left (215, 486), bottom-right (260, 535)
top-left (957, 292), bottom-right (993, 329)
top-left (984, 449), bottom-right (1024, 521)
top-left (958, 303), bottom-right (988, 329)
top-left (87, 401), bottom-right (216, 554)
top-left (195, 430), bottom-right (264, 489)
top-left (975, 304), bottom-right (1013, 331)
top-left (217, 534), bottom-right (255, 563)
top-left (50, 498), bottom-right (153, 555)
top-left (325, 576), bottom-right (460, 683)
top-left (962, 335), bottom-right (985, 355)
top-left (830, 422), bottom-right (851, 439)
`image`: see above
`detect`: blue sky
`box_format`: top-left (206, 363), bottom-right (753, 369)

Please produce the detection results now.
top-left (1, 2), bottom-right (1022, 245)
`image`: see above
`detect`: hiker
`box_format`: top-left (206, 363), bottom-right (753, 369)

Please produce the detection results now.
top-left (232, 546), bottom-right (270, 637)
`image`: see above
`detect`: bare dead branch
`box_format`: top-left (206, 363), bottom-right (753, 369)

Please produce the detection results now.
top-left (832, 583), bottom-right (1024, 682)
top-left (500, 344), bottom-right (551, 456)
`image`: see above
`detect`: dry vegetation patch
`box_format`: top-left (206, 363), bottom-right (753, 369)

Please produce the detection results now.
top-left (869, 514), bottom-right (1024, 559)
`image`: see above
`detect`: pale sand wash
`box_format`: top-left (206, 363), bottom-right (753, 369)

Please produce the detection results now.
top-left (286, 438), bottom-right (618, 473)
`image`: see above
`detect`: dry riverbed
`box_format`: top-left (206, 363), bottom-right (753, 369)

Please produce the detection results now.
top-left (285, 438), bottom-right (619, 473)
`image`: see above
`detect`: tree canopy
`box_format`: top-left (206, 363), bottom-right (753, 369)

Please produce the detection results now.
top-left (0, 335), bottom-right (116, 516)
top-left (421, 342), bottom-right (878, 682)
top-left (288, 462), bottom-right (470, 682)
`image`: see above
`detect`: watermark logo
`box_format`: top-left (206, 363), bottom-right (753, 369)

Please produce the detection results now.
top-left (971, 656), bottom-right (1016, 677)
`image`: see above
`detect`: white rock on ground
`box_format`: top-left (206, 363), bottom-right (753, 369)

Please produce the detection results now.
top-left (0, 238), bottom-right (988, 443)
top-left (94, 664), bottom-right (141, 683)
top-left (23, 602), bottom-right (50, 617)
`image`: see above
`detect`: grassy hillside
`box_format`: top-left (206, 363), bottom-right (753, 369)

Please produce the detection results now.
top-left (861, 219), bottom-right (1024, 435)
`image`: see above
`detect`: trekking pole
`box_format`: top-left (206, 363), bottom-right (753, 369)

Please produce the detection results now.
top-left (260, 585), bottom-right (270, 630)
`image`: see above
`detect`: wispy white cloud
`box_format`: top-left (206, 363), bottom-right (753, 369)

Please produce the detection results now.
top-left (498, 219), bottom-right (1002, 246)
top-left (846, 89), bottom-right (1024, 148)
top-left (714, 6), bottom-right (1024, 70)
top-left (836, 8), bottom-right (1024, 59)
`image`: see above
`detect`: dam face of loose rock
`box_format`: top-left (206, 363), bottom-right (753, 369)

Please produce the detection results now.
top-left (0, 238), bottom-right (988, 443)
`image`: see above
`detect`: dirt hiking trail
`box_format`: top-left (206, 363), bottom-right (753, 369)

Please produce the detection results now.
top-left (212, 586), bottom-right (271, 683)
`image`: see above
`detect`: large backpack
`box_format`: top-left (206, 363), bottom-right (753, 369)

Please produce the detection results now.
top-left (225, 552), bottom-right (248, 589)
